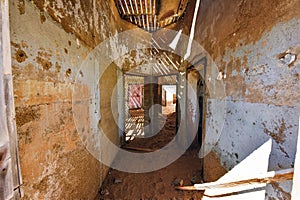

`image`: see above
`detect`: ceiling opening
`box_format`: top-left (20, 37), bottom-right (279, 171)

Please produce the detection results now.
top-left (114, 0), bottom-right (190, 32)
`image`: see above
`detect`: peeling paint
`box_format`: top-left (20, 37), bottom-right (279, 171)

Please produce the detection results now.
top-left (17, 0), bottom-right (25, 15)
top-left (36, 51), bottom-right (53, 71)
top-left (270, 182), bottom-right (292, 200)
top-left (31, 0), bottom-right (118, 47)
top-left (10, 0), bottom-right (119, 199)
top-left (262, 118), bottom-right (293, 144)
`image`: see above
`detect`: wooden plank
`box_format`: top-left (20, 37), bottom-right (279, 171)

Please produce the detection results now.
top-left (176, 168), bottom-right (294, 192)
top-left (2, 0), bottom-right (11, 75)
top-left (0, 144), bottom-right (8, 199)
top-left (291, 116), bottom-right (300, 200)
top-left (122, 146), bottom-right (156, 152)
top-left (0, 144), bottom-right (13, 200)
top-left (0, 0), bottom-right (14, 196)
top-left (0, 0), bottom-right (22, 199)
top-left (5, 75), bottom-right (23, 199)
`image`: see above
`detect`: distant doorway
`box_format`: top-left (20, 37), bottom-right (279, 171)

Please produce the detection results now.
top-left (187, 68), bottom-right (206, 148)
top-left (161, 85), bottom-right (176, 115)
top-left (124, 75), bottom-right (145, 142)
top-left (122, 74), bottom-right (179, 151)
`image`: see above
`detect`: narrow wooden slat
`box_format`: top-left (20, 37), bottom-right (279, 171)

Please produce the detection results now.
top-left (122, 146), bottom-right (155, 152)
top-left (0, 0), bottom-right (22, 199)
top-left (5, 75), bottom-right (23, 198)
top-left (0, 144), bottom-right (13, 200)
top-left (176, 168), bottom-right (294, 191)
top-left (176, 185), bottom-right (197, 191)
top-left (0, 1), bottom-right (14, 198)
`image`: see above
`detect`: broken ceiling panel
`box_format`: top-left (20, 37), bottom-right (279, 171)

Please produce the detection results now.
top-left (114, 0), bottom-right (190, 32)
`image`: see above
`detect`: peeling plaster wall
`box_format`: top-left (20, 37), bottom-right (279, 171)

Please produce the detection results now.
top-left (9, 0), bottom-right (300, 198)
top-left (10, 0), bottom-right (119, 199)
top-left (28, 0), bottom-right (118, 47)
top-left (193, 0), bottom-right (300, 198)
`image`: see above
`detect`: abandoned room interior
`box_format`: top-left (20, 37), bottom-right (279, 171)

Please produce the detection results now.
top-left (1, 0), bottom-right (300, 199)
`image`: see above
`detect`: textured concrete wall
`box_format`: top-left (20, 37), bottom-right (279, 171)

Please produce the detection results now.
top-left (10, 0), bottom-right (119, 199)
top-left (192, 0), bottom-right (300, 198)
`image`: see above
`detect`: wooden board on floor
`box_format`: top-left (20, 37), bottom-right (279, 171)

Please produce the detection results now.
top-left (177, 168), bottom-right (294, 196)
top-left (122, 146), bottom-right (156, 152)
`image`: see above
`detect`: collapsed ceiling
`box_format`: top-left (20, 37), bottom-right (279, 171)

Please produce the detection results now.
top-left (114, 0), bottom-right (190, 32)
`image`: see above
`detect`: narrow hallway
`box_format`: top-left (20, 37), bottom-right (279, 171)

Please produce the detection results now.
top-left (1, 0), bottom-right (299, 199)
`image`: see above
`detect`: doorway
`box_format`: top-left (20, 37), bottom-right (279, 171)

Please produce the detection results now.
top-left (122, 73), bottom-right (179, 151)
top-left (187, 66), bottom-right (206, 148)
top-left (123, 74), bottom-right (145, 142)
top-left (161, 85), bottom-right (177, 115)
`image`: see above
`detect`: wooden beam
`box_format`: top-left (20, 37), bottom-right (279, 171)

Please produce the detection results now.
top-left (0, 144), bottom-right (10, 200)
top-left (122, 146), bottom-right (155, 152)
top-left (176, 168), bottom-right (294, 191)
top-left (0, 0), bottom-right (14, 198)
top-left (0, 0), bottom-right (22, 198)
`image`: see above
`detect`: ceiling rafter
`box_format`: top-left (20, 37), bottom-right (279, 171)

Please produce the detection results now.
top-left (115, 0), bottom-right (190, 32)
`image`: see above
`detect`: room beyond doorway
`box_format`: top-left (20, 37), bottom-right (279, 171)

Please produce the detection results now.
top-left (123, 74), bottom-right (178, 150)
top-left (161, 85), bottom-right (177, 115)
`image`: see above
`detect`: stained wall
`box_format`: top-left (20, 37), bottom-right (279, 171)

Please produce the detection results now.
top-left (10, 0), bottom-right (120, 199)
top-left (190, 0), bottom-right (300, 198)
top-left (9, 0), bottom-right (300, 199)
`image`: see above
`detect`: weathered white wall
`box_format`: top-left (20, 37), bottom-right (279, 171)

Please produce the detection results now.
top-left (212, 18), bottom-right (300, 199)
top-left (184, 0), bottom-right (300, 198)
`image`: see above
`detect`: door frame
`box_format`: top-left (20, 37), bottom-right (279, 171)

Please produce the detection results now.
top-left (0, 0), bottom-right (22, 199)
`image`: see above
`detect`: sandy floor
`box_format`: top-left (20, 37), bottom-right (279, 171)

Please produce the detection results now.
top-left (95, 112), bottom-right (204, 200)
top-left (162, 102), bottom-right (176, 115)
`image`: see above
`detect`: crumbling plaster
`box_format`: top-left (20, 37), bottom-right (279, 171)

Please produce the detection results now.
top-left (192, 0), bottom-right (300, 199)
top-left (11, 0), bottom-right (121, 199)
top-left (9, 0), bottom-right (300, 199)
